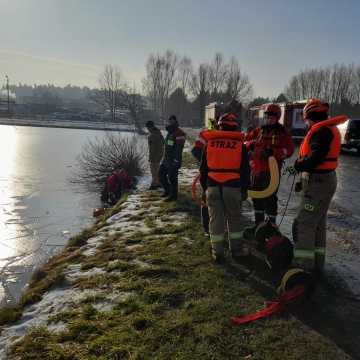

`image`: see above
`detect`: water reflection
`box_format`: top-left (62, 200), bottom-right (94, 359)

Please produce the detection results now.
top-left (0, 126), bottom-right (18, 267)
top-left (0, 125), bottom-right (96, 304)
top-left (0, 125), bottom-right (139, 305)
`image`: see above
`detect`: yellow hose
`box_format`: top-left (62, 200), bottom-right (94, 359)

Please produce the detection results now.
top-left (277, 268), bottom-right (305, 294)
top-left (248, 156), bottom-right (279, 199)
top-left (191, 156), bottom-right (280, 202)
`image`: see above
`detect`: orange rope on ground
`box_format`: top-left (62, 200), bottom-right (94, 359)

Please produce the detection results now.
top-left (192, 173), bottom-right (201, 205)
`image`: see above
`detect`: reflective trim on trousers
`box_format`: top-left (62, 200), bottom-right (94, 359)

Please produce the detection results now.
top-left (229, 232), bottom-right (242, 240)
top-left (315, 247), bottom-right (325, 255)
top-left (294, 249), bottom-right (315, 260)
top-left (210, 234), bottom-right (224, 243)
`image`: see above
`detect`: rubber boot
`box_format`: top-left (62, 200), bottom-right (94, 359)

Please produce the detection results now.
top-left (314, 252), bottom-right (325, 277)
top-left (230, 239), bottom-right (249, 261)
top-left (211, 242), bottom-right (225, 264)
top-left (201, 205), bottom-right (210, 235)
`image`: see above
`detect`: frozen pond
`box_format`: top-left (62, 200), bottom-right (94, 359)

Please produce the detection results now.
top-left (0, 125), bottom-right (142, 305)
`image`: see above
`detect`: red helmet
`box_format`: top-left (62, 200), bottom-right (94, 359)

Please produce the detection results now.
top-left (303, 99), bottom-right (329, 119)
top-left (217, 113), bottom-right (238, 128)
top-left (263, 103), bottom-right (281, 120)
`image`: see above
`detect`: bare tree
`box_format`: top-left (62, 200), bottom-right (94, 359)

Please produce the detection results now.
top-left (161, 50), bottom-right (179, 114)
top-left (350, 66), bottom-right (360, 104)
top-left (95, 65), bottom-right (124, 122)
top-left (224, 57), bottom-right (253, 103)
top-left (190, 63), bottom-right (212, 123)
top-left (143, 54), bottom-right (161, 116)
top-left (177, 56), bottom-right (193, 95)
top-left (285, 64), bottom-right (354, 104)
top-left (89, 65), bottom-right (146, 133)
top-left (285, 76), bottom-right (300, 101)
top-left (209, 52), bottom-right (228, 97)
top-left (329, 63), bottom-right (354, 104)
top-left (121, 84), bottom-right (146, 134)
top-left (71, 133), bottom-right (145, 193)
top-left (143, 50), bottom-right (179, 118)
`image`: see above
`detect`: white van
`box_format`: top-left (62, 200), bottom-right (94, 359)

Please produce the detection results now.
top-left (338, 119), bottom-right (360, 153)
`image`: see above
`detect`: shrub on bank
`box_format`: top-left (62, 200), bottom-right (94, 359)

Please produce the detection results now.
top-left (70, 133), bottom-right (146, 193)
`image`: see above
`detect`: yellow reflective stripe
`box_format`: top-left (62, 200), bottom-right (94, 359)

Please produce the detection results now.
top-left (277, 268), bottom-right (306, 294)
top-left (229, 232), bottom-right (242, 240)
top-left (315, 247), bottom-right (325, 255)
top-left (294, 249), bottom-right (315, 259)
top-left (304, 203), bottom-right (315, 212)
top-left (210, 234), bottom-right (224, 243)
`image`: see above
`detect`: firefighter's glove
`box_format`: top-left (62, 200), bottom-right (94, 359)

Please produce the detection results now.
top-left (295, 181), bottom-right (302, 193)
top-left (260, 148), bottom-right (273, 160)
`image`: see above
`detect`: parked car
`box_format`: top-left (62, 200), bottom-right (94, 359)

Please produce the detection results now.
top-left (338, 118), bottom-right (360, 153)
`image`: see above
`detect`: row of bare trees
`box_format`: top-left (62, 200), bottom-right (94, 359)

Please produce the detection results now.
top-left (89, 61), bottom-right (360, 130)
top-left (142, 51), bottom-right (179, 119)
top-left (93, 52), bottom-right (253, 130)
top-left (142, 50), bottom-right (253, 121)
top-left (285, 64), bottom-right (360, 105)
top-left (91, 65), bottom-right (146, 132)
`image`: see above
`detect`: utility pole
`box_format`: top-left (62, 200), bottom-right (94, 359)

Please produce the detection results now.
top-left (5, 75), bottom-right (9, 114)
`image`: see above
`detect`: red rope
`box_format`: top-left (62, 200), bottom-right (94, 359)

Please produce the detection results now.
top-left (191, 173), bottom-right (201, 205)
top-left (231, 285), bottom-right (305, 326)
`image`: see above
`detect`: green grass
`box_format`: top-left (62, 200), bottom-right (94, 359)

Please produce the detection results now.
top-left (2, 165), bottom-right (350, 360)
top-left (0, 193), bottom-right (131, 329)
top-left (182, 151), bottom-right (199, 169)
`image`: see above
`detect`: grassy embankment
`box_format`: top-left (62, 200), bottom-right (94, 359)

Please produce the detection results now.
top-left (0, 152), bottom-right (350, 360)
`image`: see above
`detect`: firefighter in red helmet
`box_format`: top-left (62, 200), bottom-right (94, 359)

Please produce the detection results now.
top-left (292, 99), bottom-right (347, 273)
top-left (200, 113), bottom-right (250, 263)
top-left (246, 103), bottom-right (295, 226)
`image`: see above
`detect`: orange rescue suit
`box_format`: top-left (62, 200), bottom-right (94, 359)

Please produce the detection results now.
top-left (299, 116), bottom-right (347, 171)
top-left (202, 130), bottom-right (244, 183)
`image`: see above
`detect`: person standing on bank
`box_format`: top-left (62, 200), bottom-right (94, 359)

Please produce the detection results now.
top-left (200, 113), bottom-right (250, 263)
top-left (245, 103), bottom-right (294, 226)
top-left (159, 115), bottom-right (186, 201)
top-left (145, 120), bottom-right (164, 190)
top-left (292, 99), bottom-right (347, 273)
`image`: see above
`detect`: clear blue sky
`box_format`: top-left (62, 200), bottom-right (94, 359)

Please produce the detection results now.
top-left (0, 0), bottom-right (359, 97)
